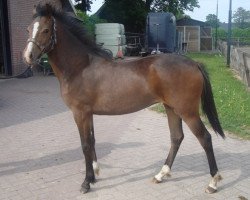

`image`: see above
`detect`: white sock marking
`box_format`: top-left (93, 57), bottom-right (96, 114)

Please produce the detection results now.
top-left (93, 161), bottom-right (100, 176)
top-left (154, 165), bottom-right (170, 182)
top-left (208, 172), bottom-right (222, 190)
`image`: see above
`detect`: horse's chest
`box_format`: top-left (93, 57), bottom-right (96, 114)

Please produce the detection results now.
top-left (60, 81), bottom-right (91, 110)
top-left (61, 85), bottom-right (71, 105)
top-left (60, 83), bottom-right (78, 108)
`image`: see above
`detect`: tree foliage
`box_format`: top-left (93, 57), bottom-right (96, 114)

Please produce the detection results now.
top-left (148, 0), bottom-right (199, 15)
top-left (101, 0), bottom-right (147, 33)
top-left (76, 10), bottom-right (107, 36)
top-left (213, 28), bottom-right (250, 44)
top-left (206, 14), bottom-right (220, 28)
top-left (232, 7), bottom-right (250, 29)
top-left (74, 0), bottom-right (200, 32)
top-left (74, 0), bottom-right (93, 12)
top-left (99, 0), bottom-right (200, 33)
top-left (212, 28), bottom-right (226, 39)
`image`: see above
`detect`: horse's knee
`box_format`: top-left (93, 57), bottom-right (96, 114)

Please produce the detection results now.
top-left (82, 143), bottom-right (91, 152)
top-left (91, 135), bottom-right (95, 145)
top-left (171, 134), bottom-right (184, 147)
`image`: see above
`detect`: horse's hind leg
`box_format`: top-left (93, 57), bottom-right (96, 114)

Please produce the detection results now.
top-left (153, 105), bottom-right (184, 183)
top-left (183, 116), bottom-right (222, 193)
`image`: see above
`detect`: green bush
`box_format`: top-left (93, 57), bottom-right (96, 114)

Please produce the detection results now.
top-left (232, 27), bottom-right (250, 38)
top-left (214, 27), bottom-right (250, 43)
top-left (212, 28), bottom-right (227, 39)
top-left (76, 11), bottom-right (107, 37)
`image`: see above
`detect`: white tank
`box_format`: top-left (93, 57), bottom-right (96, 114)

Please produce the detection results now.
top-left (95, 23), bottom-right (126, 57)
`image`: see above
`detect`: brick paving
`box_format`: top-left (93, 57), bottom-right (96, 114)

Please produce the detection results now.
top-left (0, 76), bottom-right (250, 200)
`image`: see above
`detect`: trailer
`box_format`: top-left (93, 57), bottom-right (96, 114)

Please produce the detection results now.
top-left (145, 12), bottom-right (176, 54)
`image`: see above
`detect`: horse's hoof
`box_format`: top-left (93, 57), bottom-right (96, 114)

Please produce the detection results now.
top-left (80, 186), bottom-right (90, 194)
top-left (91, 178), bottom-right (97, 184)
top-left (205, 186), bottom-right (217, 194)
top-left (152, 177), bottom-right (161, 184)
top-left (81, 182), bottom-right (90, 194)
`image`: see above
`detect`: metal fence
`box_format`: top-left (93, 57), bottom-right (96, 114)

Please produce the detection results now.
top-left (217, 37), bottom-right (250, 47)
top-left (125, 32), bottom-right (145, 56)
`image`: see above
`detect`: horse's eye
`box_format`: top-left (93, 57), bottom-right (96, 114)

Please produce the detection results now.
top-left (43, 29), bottom-right (49, 34)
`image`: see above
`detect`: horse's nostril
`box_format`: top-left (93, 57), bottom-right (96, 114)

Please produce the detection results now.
top-left (29, 53), bottom-right (33, 59)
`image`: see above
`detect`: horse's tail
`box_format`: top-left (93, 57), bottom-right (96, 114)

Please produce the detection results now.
top-left (197, 63), bottom-right (225, 138)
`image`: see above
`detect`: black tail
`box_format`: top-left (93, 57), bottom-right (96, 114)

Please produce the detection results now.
top-left (198, 63), bottom-right (225, 138)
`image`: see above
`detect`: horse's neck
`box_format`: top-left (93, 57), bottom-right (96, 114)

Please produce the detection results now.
top-left (47, 22), bottom-right (89, 82)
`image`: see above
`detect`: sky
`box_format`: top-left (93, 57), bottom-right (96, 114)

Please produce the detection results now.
top-left (87, 0), bottom-right (250, 23)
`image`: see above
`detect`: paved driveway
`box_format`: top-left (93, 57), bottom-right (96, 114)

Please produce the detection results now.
top-left (0, 76), bottom-right (249, 200)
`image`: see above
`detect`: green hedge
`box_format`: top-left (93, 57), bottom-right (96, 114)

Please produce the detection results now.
top-left (76, 11), bottom-right (107, 37)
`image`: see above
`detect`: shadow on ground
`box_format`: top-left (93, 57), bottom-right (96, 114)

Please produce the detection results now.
top-left (0, 77), bottom-right (67, 128)
top-left (0, 142), bottom-right (144, 176)
top-left (0, 140), bottom-right (248, 193)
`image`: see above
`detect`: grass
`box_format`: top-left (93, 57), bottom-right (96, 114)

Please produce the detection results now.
top-left (153, 53), bottom-right (250, 139)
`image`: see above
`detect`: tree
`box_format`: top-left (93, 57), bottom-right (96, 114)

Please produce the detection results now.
top-left (206, 14), bottom-right (220, 28)
top-left (233, 7), bottom-right (250, 29)
top-left (100, 0), bottom-right (200, 33)
top-left (148, 0), bottom-right (199, 16)
top-left (74, 0), bottom-right (93, 12)
top-left (77, 10), bottom-right (107, 37)
top-left (101, 0), bottom-right (147, 33)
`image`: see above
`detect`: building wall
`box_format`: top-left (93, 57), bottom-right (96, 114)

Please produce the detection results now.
top-left (7, 0), bottom-right (64, 75)
top-left (177, 25), bottom-right (212, 52)
top-left (177, 26), bottom-right (200, 52)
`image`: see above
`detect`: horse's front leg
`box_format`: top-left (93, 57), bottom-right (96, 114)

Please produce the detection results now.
top-left (73, 109), bottom-right (95, 193)
top-left (90, 120), bottom-right (100, 176)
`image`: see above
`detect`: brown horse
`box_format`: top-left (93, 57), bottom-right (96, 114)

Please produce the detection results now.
top-left (23, 3), bottom-right (224, 194)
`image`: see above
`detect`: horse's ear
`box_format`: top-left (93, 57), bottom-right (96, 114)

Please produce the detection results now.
top-left (45, 3), bottom-right (53, 17)
top-left (32, 5), bottom-right (37, 15)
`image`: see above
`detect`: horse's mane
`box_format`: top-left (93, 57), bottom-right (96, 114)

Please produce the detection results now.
top-left (33, 3), bottom-right (112, 60)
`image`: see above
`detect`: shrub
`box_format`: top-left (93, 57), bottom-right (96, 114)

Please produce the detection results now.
top-left (76, 11), bottom-right (107, 37)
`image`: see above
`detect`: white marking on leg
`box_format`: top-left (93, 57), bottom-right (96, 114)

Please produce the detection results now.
top-left (93, 161), bottom-right (100, 176)
top-left (208, 172), bottom-right (222, 190)
top-left (24, 22), bottom-right (40, 62)
top-left (206, 172), bottom-right (222, 193)
top-left (154, 165), bottom-right (171, 182)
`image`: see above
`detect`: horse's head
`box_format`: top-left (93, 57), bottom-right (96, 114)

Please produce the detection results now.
top-left (23, 4), bottom-right (56, 65)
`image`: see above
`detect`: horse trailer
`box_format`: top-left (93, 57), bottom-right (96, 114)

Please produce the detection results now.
top-left (146, 12), bottom-right (176, 54)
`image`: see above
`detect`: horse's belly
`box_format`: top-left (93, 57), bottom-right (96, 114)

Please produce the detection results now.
top-left (92, 93), bottom-right (158, 115)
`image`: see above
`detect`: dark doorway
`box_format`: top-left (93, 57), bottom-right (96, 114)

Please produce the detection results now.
top-left (0, 0), bottom-right (12, 76)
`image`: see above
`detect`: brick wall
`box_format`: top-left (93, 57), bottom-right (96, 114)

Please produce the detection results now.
top-left (7, 0), bottom-right (64, 75)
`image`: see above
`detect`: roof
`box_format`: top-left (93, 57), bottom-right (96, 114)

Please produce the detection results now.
top-left (61, 0), bottom-right (76, 14)
top-left (177, 18), bottom-right (210, 27)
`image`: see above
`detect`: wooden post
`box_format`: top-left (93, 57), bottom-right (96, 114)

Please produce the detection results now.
top-left (242, 52), bottom-right (250, 87)
top-left (227, 0), bottom-right (232, 67)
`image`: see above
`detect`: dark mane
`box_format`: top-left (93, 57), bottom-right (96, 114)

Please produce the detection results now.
top-left (34, 3), bottom-right (112, 60)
